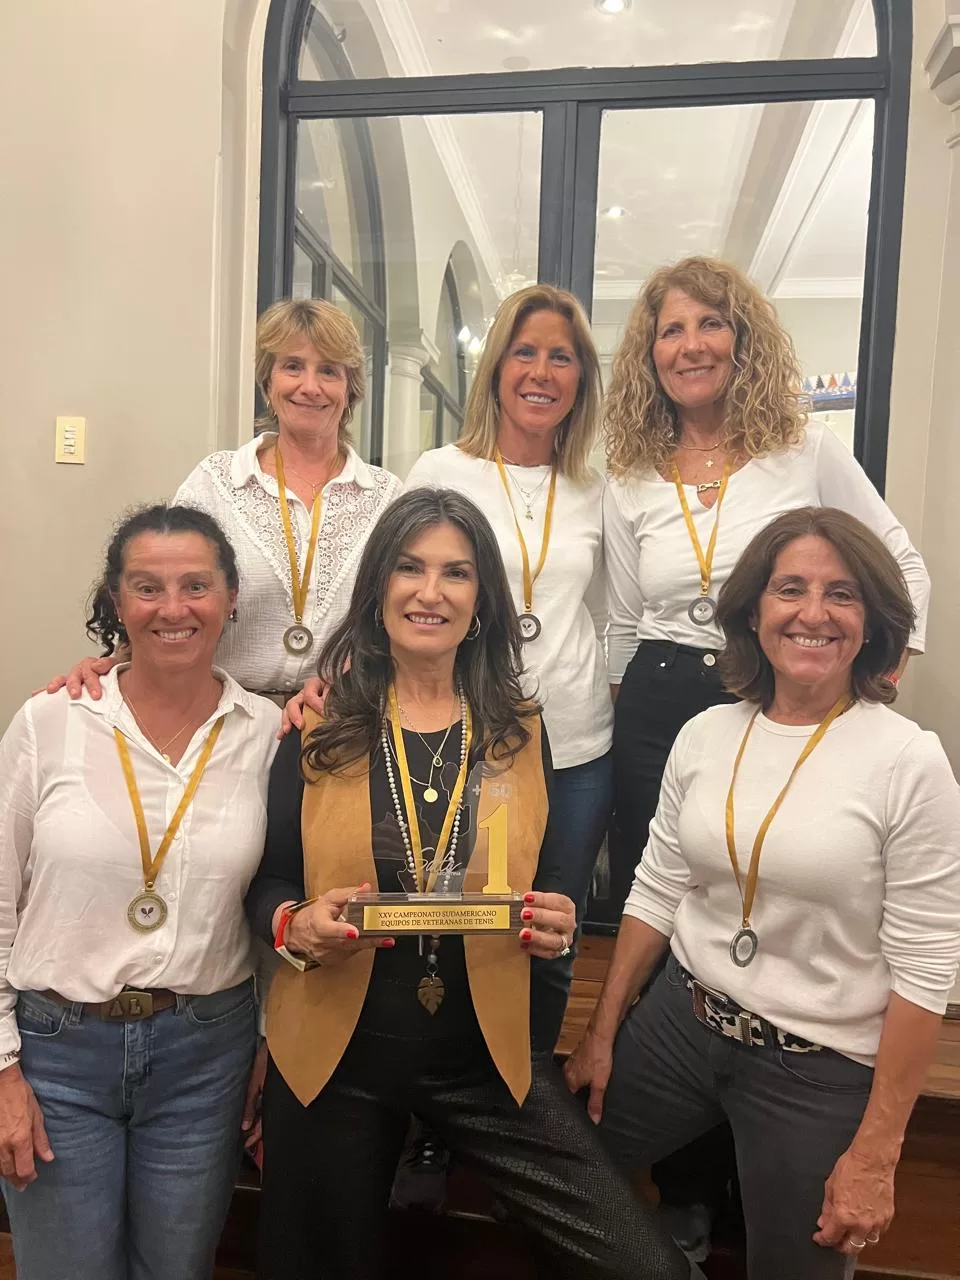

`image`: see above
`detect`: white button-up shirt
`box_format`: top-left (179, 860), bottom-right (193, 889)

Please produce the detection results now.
top-left (175, 434), bottom-right (402, 692)
top-left (0, 668), bottom-right (281, 1055)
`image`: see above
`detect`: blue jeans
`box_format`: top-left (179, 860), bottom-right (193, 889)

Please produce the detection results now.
top-left (3, 982), bottom-right (257, 1280)
top-left (532, 750), bottom-right (614, 1051)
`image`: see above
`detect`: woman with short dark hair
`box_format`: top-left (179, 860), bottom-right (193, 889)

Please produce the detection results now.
top-left (566, 507), bottom-right (960, 1280)
top-left (0, 505), bottom-right (281, 1280)
top-left (246, 487), bottom-right (685, 1280)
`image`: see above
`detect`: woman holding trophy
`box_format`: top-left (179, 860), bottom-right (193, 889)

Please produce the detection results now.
top-left (245, 488), bottom-right (684, 1280)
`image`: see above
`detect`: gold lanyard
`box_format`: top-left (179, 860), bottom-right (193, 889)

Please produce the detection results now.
top-left (386, 686), bottom-right (472, 893)
top-left (114, 717), bottom-right (225, 891)
top-left (494, 449), bottom-right (558, 614)
top-left (274, 448), bottom-right (323, 626)
top-left (725, 697), bottom-right (851, 928)
top-left (671, 459), bottom-right (732, 600)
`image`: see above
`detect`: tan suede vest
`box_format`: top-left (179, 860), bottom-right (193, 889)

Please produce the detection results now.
top-left (266, 711), bottom-right (547, 1107)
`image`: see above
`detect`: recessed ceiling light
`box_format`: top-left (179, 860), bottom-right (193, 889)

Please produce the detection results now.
top-left (595, 0), bottom-right (631, 13)
top-left (602, 205), bottom-right (628, 219)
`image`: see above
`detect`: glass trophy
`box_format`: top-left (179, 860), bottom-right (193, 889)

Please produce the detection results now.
top-left (343, 762), bottom-right (525, 936)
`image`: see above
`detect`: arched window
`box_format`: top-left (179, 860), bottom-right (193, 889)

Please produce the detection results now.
top-left (420, 263), bottom-right (468, 451)
top-left (262, 0), bottom-right (910, 489)
top-left (261, 2), bottom-right (387, 461)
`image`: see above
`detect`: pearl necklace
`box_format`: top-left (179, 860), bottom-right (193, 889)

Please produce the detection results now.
top-left (380, 683), bottom-right (468, 893)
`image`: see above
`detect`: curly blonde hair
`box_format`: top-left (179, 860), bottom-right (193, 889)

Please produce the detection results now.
top-left (458, 285), bottom-right (601, 484)
top-left (255, 298), bottom-right (366, 443)
top-left (604, 256), bottom-right (807, 478)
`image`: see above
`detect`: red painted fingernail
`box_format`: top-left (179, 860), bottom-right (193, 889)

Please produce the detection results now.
top-left (521, 909), bottom-right (533, 921)
top-left (346, 928), bottom-right (359, 940)
top-left (380, 937), bottom-right (395, 948)
top-left (520, 929), bottom-right (532, 941)
top-left (524, 893), bottom-right (535, 904)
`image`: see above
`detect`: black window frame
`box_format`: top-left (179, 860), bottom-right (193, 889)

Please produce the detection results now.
top-left (261, 1), bottom-right (911, 491)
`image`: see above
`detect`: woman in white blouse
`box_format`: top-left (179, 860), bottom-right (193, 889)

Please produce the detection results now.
top-left (601, 255), bottom-right (930, 1256)
top-left (603, 256), bottom-right (929, 915)
top-left (0, 504), bottom-right (280, 1280)
top-left (566, 507), bottom-right (960, 1280)
top-left (405, 285), bottom-right (612, 986)
top-left (50, 298), bottom-right (401, 702)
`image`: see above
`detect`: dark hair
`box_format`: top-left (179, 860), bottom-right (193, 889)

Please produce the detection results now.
top-left (86, 504), bottom-right (240, 655)
top-left (717, 506), bottom-right (914, 707)
top-left (303, 488), bottom-right (537, 773)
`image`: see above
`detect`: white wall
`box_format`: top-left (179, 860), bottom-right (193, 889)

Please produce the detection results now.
top-left (0, 0), bottom-right (235, 726)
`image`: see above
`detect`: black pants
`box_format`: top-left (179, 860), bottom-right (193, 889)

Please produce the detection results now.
top-left (611, 641), bottom-right (738, 1212)
top-left (601, 956), bottom-right (872, 1280)
top-left (259, 1030), bottom-right (686, 1280)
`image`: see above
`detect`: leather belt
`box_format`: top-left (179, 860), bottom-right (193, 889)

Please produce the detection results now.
top-left (675, 963), bottom-right (822, 1054)
top-left (42, 988), bottom-right (178, 1021)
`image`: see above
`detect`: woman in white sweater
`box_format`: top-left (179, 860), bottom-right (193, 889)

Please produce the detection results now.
top-left (566, 507), bottom-right (960, 1280)
top-left (405, 284), bottom-right (613, 984)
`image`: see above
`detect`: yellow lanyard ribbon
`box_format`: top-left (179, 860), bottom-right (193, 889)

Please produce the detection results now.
top-left (671, 459), bottom-right (732, 599)
top-left (114, 717), bottom-right (225, 891)
top-left (725, 697), bottom-right (852, 928)
top-left (494, 449), bottom-right (558, 614)
top-left (274, 448), bottom-right (323, 626)
top-left (386, 686), bottom-right (472, 893)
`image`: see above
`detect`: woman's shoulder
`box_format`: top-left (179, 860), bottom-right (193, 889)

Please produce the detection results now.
top-left (407, 444), bottom-right (475, 479)
top-left (855, 701), bottom-right (955, 772)
top-left (176, 438), bottom-right (263, 499)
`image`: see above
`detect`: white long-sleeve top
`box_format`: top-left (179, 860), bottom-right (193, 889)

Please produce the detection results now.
top-left (624, 699), bottom-right (960, 1064)
top-left (604, 424), bottom-right (930, 679)
top-left (404, 445), bottom-right (612, 770)
top-left (0, 668), bottom-right (281, 1056)
top-left (175, 434), bottom-right (401, 691)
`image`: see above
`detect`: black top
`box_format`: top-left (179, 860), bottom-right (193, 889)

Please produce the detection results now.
top-left (246, 719), bottom-right (564, 1048)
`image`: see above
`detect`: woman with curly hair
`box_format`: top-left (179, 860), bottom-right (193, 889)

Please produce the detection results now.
top-left (601, 256), bottom-right (929, 1258)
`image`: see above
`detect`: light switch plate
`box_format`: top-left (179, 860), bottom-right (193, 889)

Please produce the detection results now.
top-left (55, 416), bottom-right (86, 464)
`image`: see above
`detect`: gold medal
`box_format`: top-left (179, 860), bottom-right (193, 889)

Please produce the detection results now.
top-left (127, 890), bottom-right (169, 934)
top-left (114, 717), bottom-right (225, 933)
top-left (274, 448), bottom-right (323, 658)
top-left (672, 459), bottom-right (732, 627)
top-left (724, 697), bottom-right (852, 966)
top-left (282, 624), bottom-right (314, 655)
top-left (494, 449), bottom-right (557, 644)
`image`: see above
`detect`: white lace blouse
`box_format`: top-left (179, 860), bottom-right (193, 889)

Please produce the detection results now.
top-left (175, 434), bottom-right (401, 692)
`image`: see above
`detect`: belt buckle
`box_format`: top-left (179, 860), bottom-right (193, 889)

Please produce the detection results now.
top-left (105, 990), bottom-right (154, 1020)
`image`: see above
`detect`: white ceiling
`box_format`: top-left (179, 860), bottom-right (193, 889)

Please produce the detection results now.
top-left (317, 0), bottom-right (878, 311)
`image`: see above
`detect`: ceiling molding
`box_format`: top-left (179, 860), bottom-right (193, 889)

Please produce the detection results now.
top-left (374, 0), bottom-right (503, 286)
top-left (924, 15), bottom-right (960, 109)
top-left (749, 97), bottom-right (866, 295)
top-left (774, 277), bottom-right (863, 299)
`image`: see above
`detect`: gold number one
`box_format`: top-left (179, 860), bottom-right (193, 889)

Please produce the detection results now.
top-left (479, 802), bottom-right (512, 894)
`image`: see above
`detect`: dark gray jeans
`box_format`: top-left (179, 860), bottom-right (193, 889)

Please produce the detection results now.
top-left (600, 953), bottom-right (873, 1280)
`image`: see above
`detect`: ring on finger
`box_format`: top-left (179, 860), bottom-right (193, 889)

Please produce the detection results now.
top-left (556, 933), bottom-right (571, 958)
top-left (849, 1240), bottom-right (867, 1251)
top-left (866, 1234), bottom-right (880, 1245)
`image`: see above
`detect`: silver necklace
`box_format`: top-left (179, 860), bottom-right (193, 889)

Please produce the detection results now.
top-left (504, 464), bottom-right (550, 520)
top-left (396, 695), bottom-right (458, 802)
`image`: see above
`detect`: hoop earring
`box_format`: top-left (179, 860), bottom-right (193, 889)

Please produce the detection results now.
top-left (466, 615), bottom-right (481, 640)
top-left (374, 607), bottom-right (384, 629)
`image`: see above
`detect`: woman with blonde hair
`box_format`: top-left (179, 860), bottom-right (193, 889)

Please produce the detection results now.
top-left (602, 255), bottom-right (929, 1257)
top-left (48, 297), bottom-right (402, 705)
top-left (405, 285), bottom-right (613, 1031)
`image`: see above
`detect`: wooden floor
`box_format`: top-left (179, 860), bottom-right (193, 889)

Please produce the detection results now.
top-left (1, 937), bottom-right (957, 1279)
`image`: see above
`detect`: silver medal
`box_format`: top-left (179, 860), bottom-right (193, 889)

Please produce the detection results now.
top-left (688, 596), bottom-right (717, 627)
top-left (729, 927), bottom-right (758, 967)
top-left (283, 624), bottom-right (314, 656)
